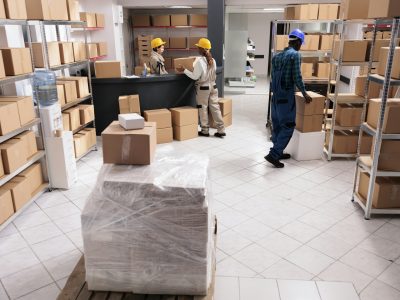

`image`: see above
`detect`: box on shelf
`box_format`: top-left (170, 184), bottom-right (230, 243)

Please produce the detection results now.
top-left (73, 42), bottom-right (87, 62)
top-left (0, 102), bottom-right (20, 136)
top-left (0, 1), bottom-right (5, 19)
top-left (190, 14), bottom-right (207, 26)
top-left (32, 42), bottom-right (61, 68)
top-left (59, 42), bottom-right (74, 64)
top-left (367, 39), bottom-right (391, 62)
top-left (340, 0), bottom-right (370, 20)
top-left (333, 40), bottom-right (368, 62)
top-left (119, 95), bottom-right (140, 114)
top-left (284, 6), bottom-right (295, 19)
top-left (174, 57), bottom-right (196, 73)
top-left (169, 37), bottom-right (187, 49)
top-left (94, 61), bottom-right (121, 78)
top-left (13, 131), bottom-right (37, 159)
top-left (377, 47), bottom-right (400, 79)
top-left (320, 35), bottom-right (334, 51)
top-left (1, 48), bottom-right (33, 76)
top-left (173, 123), bottom-right (198, 141)
top-left (152, 15), bottom-right (171, 27)
top-left (0, 139), bottom-right (27, 174)
top-left (56, 80), bottom-right (77, 103)
top-left (96, 42), bottom-right (107, 57)
top-left (187, 37), bottom-right (201, 49)
top-left (316, 63), bottom-right (330, 78)
top-left (96, 13), bottom-right (105, 27)
top-left (276, 35), bottom-right (289, 51)
top-left (325, 130), bottom-right (372, 154)
top-left (354, 75), bottom-right (396, 98)
top-left (336, 103), bottom-right (363, 127)
top-left (371, 140), bottom-right (400, 171)
top-left (218, 98), bottom-right (232, 116)
top-left (67, 0), bottom-right (79, 21)
top-left (0, 190), bottom-right (13, 225)
top-left (295, 91), bottom-right (325, 115)
top-left (133, 15), bottom-right (151, 27)
top-left (118, 113), bottom-right (145, 130)
top-left (62, 113), bottom-right (70, 131)
top-left (170, 106), bottom-right (198, 126)
top-left (368, 0), bottom-right (400, 19)
top-left (4, 0), bottom-right (27, 19)
top-left (58, 76), bottom-right (90, 98)
top-left (0, 96), bottom-right (35, 127)
top-left (367, 98), bottom-right (400, 133)
top-left (286, 130), bottom-right (325, 161)
top-left (301, 63), bottom-right (313, 78)
top-left (80, 12), bottom-right (97, 27)
top-left (64, 107), bottom-right (80, 131)
top-left (78, 105), bottom-right (94, 125)
top-left (26, 0), bottom-right (68, 20)
top-left (73, 133), bottom-right (87, 158)
top-left (2, 177), bottom-right (30, 212)
top-left (102, 121), bottom-right (156, 165)
top-left (88, 43), bottom-right (98, 59)
top-left (0, 51), bottom-right (5, 79)
top-left (303, 35), bottom-right (320, 51)
top-left (19, 162), bottom-right (43, 196)
top-left (82, 128), bottom-right (96, 148)
top-left (318, 4), bottom-right (339, 20)
top-left (0, 151), bottom-right (3, 177)
top-left (144, 109), bottom-right (172, 129)
top-left (296, 114), bottom-right (323, 133)
top-left (293, 4), bottom-right (319, 20)
top-left (171, 14), bottom-right (188, 26)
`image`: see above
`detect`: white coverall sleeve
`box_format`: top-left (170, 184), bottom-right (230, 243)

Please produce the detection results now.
top-left (184, 60), bottom-right (203, 81)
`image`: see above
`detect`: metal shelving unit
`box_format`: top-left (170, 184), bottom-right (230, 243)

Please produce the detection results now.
top-left (351, 17), bottom-right (400, 219)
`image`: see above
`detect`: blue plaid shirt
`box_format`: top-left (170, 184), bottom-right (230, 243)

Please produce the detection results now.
top-left (271, 47), bottom-right (306, 95)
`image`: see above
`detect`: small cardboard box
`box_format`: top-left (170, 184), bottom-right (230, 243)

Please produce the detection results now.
top-left (58, 76), bottom-right (90, 98)
top-left (318, 4), bottom-right (339, 20)
top-left (316, 63), bottom-right (330, 78)
top-left (14, 131), bottom-right (37, 159)
top-left (144, 109), bottom-right (172, 129)
top-left (276, 35), bottom-right (288, 51)
top-left (333, 40), bottom-right (368, 62)
top-left (169, 37), bottom-right (187, 49)
top-left (0, 96), bottom-right (35, 126)
top-left (2, 177), bottom-right (30, 211)
top-left (80, 12), bottom-right (97, 27)
top-left (171, 14), bottom-right (188, 26)
top-left (133, 15), bottom-right (151, 27)
top-left (88, 43), bottom-right (98, 59)
top-left (174, 57), bottom-right (196, 72)
top-left (118, 113), bottom-right (145, 130)
top-left (56, 80), bottom-right (77, 103)
top-left (377, 47), bottom-right (400, 79)
top-left (0, 139), bottom-right (27, 174)
top-left (368, 0), bottom-right (400, 19)
top-left (97, 42), bottom-right (108, 56)
top-left (367, 98), bottom-right (400, 133)
top-left (294, 4), bottom-right (319, 20)
top-left (32, 42), bottom-right (61, 68)
top-left (372, 140), bottom-right (400, 172)
top-left (190, 14), bottom-right (207, 26)
top-left (303, 35), bottom-right (320, 51)
top-left (94, 61), bottom-right (122, 78)
top-left (58, 42), bottom-right (74, 64)
top-left (26, 0), bottom-right (68, 20)
top-left (296, 114), bottom-right (323, 133)
top-left (73, 42), bottom-right (87, 62)
top-left (170, 106), bottom-right (198, 126)
top-left (295, 91), bottom-right (325, 115)
top-left (2, 48), bottom-right (33, 75)
top-left (301, 63), bottom-right (313, 78)
top-left (320, 35), bottom-right (334, 51)
top-left (67, 0), bottom-right (80, 21)
top-left (0, 190), bottom-right (13, 224)
top-left (119, 95), bottom-right (141, 114)
top-left (102, 121), bottom-right (157, 165)
top-left (96, 13), bottom-right (105, 27)
top-left (153, 15), bottom-right (171, 27)
top-left (219, 98), bottom-right (232, 116)
top-left (336, 103), bottom-right (363, 127)
top-left (173, 124), bottom-right (198, 141)
top-left (4, 0), bottom-right (27, 19)
top-left (78, 104), bottom-right (94, 125)
top-left (73, 133), bottom-right (87, 158)
top-left (157, 127), bottom-right (173, 144)
top-left (62, 113), bottom-right (70, 131)
top-left (0, 102), bottom-right (20, 135)
top-left (340, 0), bottom-right (370, 20)
top-left (64, 107), bottom-right (80, 131)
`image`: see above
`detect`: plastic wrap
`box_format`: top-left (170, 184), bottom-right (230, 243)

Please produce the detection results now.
top-left (81, 151), bottom-right (214, 295)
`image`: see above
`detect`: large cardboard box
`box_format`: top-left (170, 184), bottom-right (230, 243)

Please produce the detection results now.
top-left (276, 35), bottom-right (289, 51)
top-left (32, 42), bottom-right (61, 68)
top-left (336, 103), bottom-right (363, 127)
top-left (301, 63), bottom-right (313, 78)
top-left (358, 172), bottom-right (400, 208)
top-left (58, 42), bottom-right (74, 64)
top-left (0, 139), bottom-right (27, 174)
top-left (62, 113), bottom-right (70, 131)
top-left (26, 0), bottom-right (68, 20)
top-left (119, 95), bottom-right (141, 114)
top-left (0, 96), bottom-right (35, 126)
top-left (78, 105), bottom-right (94, 125)
top-left (169, 37), bottom-right (187, 49)
top-left (174, 57), bottom-right (196, 72)
top-left (0, 190), bottom-right (13, 225)
top-left (58, 76), bottom-right (90, 98)
top-left (303, 35), bottom-right (320, 51)
top-left (14, 131), bottom-right (37, 159)
top-left (144, 109), bottom-right (172, 129)
top-left (318, 4), bottom-right (339, 20)
top-left (293, 4), bottom-right (319, 20)
top-left (295, 91), bottom-right (325, 115)
top-left (171, 14), bottom-right (188, 26)
top-left (0, 1), bottom-right (5, 19)
top-left (133, 15), bottom-right (151, 27)
top-left (67, 0), bottom-right (79, 21)
top-left (372, 140), bottom-right (400, 171)
top-left (88, 43), bottom-right (98, 59)
top-left (19, 163), bottom-right (43, 195)
top-left (173, 123), bottom-right (198, 141)
top-left (153, 15), bottom-right (171, 27)
top-left (56, 80), bottom-right (77, 103)
top-left (340, 0), bottom-right (370, 20)
top-left (170, 106), bottom-right (198, 126)
top-left (80, 12), bottom-right (97, 27)
top-left (96, 42), bottom-right (107, 56)
top-left (325, 131), bottom-right (372, 154)
top-left (4, 0), bottom-right (27, 19)
top-left (377, 47), bottom-right (400, 79)
top-left (333, 40), bottom-right (368, 62)
top-left (157, 127), bottom-right (173, 144)
top-left (368, 39), bottom-right (391, 62)
top-left (73, 42), bottom-right (87, 62)
top-left (368, 0), bottom-right (400, 19)
top-left (190, 14), bottom-right (207, 26)
top-left (96, 13), bottom-right (105, 28)
top-left (316, 63), bottom-right (330, 78)
top-left (354, 75), bottom-right (396, 98)
top-left (367, 98), bottom-right (400, 133)
top-left (2, 177), bottom-right (30, 211)
top-left (219, 98), bottom-right (232, 116)
top-left (2, 48), bottom-right (33, 75)
top-left (64, 107), bottom-right (80, 131)
top-left (94, 61), bottom-right (121, 78)
top-left (286, 130), bottom-right (325, 161)
top-left (102, 121), bottom-right (156, 165)
top-left (296, 114), bottom-right (323, 133)
top-left (0, 102), bottom-right (20, 135)
top-left (320, 35), bottom-right (334, 51)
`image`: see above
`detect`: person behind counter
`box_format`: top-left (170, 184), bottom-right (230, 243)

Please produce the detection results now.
top-left (176, 38), bottom-right (226, 138)
top-left (149, 38), bottom-right (168, 75)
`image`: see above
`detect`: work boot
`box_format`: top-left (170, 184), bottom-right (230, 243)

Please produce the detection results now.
top-left (264, 154), bottom-right (284, 168)
top-left (198, 131), bottom-right (210, 137)
top-left (214, 132), bottom-right (226, 138)
top-left (280, 153), bottom-right (291, 160)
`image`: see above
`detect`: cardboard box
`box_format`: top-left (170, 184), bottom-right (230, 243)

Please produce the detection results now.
top-left (4, 0), bottom-right (27, 19)
top-left (32, 42), bottom-right (61, 68)
top-left (333, 40), bottom-right (368, 62)
top-left (88, 43), bottom-right (98, 59)
top-left (0, 139), bottom-right (26, 174)
top-left (0, 190), bottom-right (13, 224)
top-left (0, 51), bottom-right (5, 79)
top-left (171, 14), bottom-right (188, 26)
top-left (340, 0), bottom-right (370, 20)
top-left (59, 42), bottom-right (74, 64)
top-left (78, 104), bottom-right (94, 125)
top-left (73, 42), bottom-right (86, 62)
top-left (173, 123), bottom-right (198, 141)
top-left (2, 177), bottom-right (30, 211)
top-left (170, 106), bottom-right (198, 126)
top-left (2, 48), bottom-right (33, 75)
top-left (94, 61), bottom-right (121, 78)
top-left (0, 96), bottom-right (35, 126)
top-left (96, 13), bottom-right (105, 27)
top-left (187, 37), bottom-right (201, 49)
top-left (96, 42), bottom-right (107, 56)
top-left (26, 0), bottom-right (68, 20)
top-left (219, 98), bottom-right (232, 116)
top-left (286, 130), bottom-right (325, 161)
top-left (102, 121), bottom-right (156, 165)
top-left (119, 95), bottom-right (141, 114)
top-left (377, 47), bottom-right (400, 79)
top-left (118, 113), bottom-right (145, 130)
top-left (354, 75), bottom-right (395, 98)
top-left (358, 172), bottom-right (400, 208)
top-left (318, 4), bottom-right (339, 20)
top-left (295, 91), bottom-right (325, 115)
top-left (0, 102), bottom-right (20, 135)
top-left (320, 35), bottom-right (334, 51)
top-left (56, 80), bottom-right (77, 103)
top-left (18, 162), bottom-right (43, 196)
top-left (0, 150), bottom-right (3, 177)
top-left (284, 6), bottom-right (295, 20)
top-left (144, 109), bottom-right (172, 129)
top-left (210, 113), bottom-right (232, 129)
top-left (367, 98), bottom-right (400, 133)
top-left (303, 35), bottom-right (320, 51)
top-left (80, 12), bottom-right (97, 27)
top-left (371, 140), bottom-right (400, 171)
top-left (294, 4), bottom-right (319, 20)
top-left (316, 63), bottom-right (330, 78)
top-left (82, 128), bottom-right (96, 148)
top-left (14, 131), bottom-right (37, 159)
top-left (133, 15), bottom-right (151, 27)
top-left (73, 133), bottom-right (86, 158)
top-left (157, 127), bottom-right (173, 144)
top-left (174, 57), bottom-right (196, 72)
top-left (58, 76), bottom-right (90, 98)
top-left (361, 134), bottom-right (373, 154)
top-left (368, 39), bottom-right (391, 62)
top-left (368, 0), bottom-right (400, 19)
top-left (64, 107), bottom-right (80, 131)
top-left (169, 37), bottom-right (187, 49)
top-left (0, 1), bottom-right (5, 19)
top-left (62, 113), bottom-right (70, 131)
top-left (301, 63), bottom-right (313, 78)
top-left (296, 114), bottom-right (323, 133)
top-left (276, 35), bottom-right (289, 51)
top-left (190, 14), bottom-right (207, 26)
top-left (67, 0), bottom-right (79, 21)
top-left (153, 15), bottom-right (170, 27)
top-left (325, 131), bottom-right (371, 154)
top-left (336, 103), bottom-right (363, 127)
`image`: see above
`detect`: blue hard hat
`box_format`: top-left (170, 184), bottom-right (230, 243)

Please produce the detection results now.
top-left (289, 29), bottom-right (305, 45)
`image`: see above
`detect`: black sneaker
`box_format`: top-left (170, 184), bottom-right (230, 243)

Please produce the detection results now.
top-left (264, 154), bottom-right (284, 168)
top-left (198, 131), bottom-right (210, 137)
top-left (280, 153), bottom-right (291, 160)
top-left (214, 132), bottom-right (226, 138)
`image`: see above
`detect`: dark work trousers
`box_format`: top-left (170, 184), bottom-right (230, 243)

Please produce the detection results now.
top-left (268, 89), bottom-right (296, 160)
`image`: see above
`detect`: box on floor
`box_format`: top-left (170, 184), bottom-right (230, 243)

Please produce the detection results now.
top-left (170, 106), bottom-right (198, 141)
top-left (118, 113), bottom-right (144, 130)
top-left (367, 98), bottom-right (400, 133)
top-left (210, 113), bottom-right (232, 129)
top-left (144, 109), bottom-right (173, 144)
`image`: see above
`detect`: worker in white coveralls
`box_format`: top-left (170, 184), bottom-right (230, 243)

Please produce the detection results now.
top-left (176, 38), bottom-right (226, 138)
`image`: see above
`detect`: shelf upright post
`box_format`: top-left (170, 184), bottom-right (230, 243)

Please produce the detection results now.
top-left (39, 21), bottom-right (51, 70)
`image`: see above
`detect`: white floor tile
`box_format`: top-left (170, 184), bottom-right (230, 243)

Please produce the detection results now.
top-left (13, 211), bottom-right (51, 231)
top-left (233, 244), bottom-right (280, 273)
top-left (377, 263), bottom-right (400, 291)
top-left (34, 191), bottom-right (69, 209)
top-left (278, 280), bottom-right (320, 300)
top-left (316, 281), bottom-right (359, 300)
top-left (231, 182), bottom-right (267, 198)
top-left (286, 246), bottom-right (335, 275)
top-left (0, 234), bottom-right (28, 257)
top-left (279, 221), bottom-right (321, 244)
top-left (231, 218), bottom-right (274, 242)
top-left (0, 248), bottom-right (40, 279)
top-left (217, 230), bottom-right (252, 256)
top-left (16, 283), bottom-right (59, 300)
top-left (360, 280), bottom-right (400, 300)
top-left (239, 278), bottom-right (280, 300)
top-left (0, 282), bottom-right (9, 300)
top-left (66, 230), bottom-right (83, 249)
top-left (216, 249), bottom-right (228, 263)
top-left (216, 257), bottom-right (257, 277)
top-left (214, 277), bottom-right (239, 300)
top-left (18, 202), bottom-right (41, 216)
top-left (217, 208), bottom-right (250, 229)
top-left (307, 233), bottom-right (354, 260)
top-left (341, 212), bottom-right (387, 234)
top-left (258, 231), bottom-right (302, 257)
top-left (0, 224), bottom-right (18, 238)
top-left (20, 222), bottom-right (63, 245)
top-left (375, 223), bottom-right (400, 244)
top-left (42, 249), bottom-right (81, 281)
top-left (358, 235), bottom-right (400, 261)
top-left (31, 235), bottom-right (77, 262)
top-left (325, 222), bottom-right (372, 247)
top-left (42, 203), bottom-right (82, 221)
top-left (291, 191), bottom-right (332, 209)
top-left (214, 190), bottom-right (248, 207)
top-left (52, 214), bottom-right (82, 234)
top-left (297, 211), bottom-right (338, 231)
top-left (262, 259), bottom-right (314, 281)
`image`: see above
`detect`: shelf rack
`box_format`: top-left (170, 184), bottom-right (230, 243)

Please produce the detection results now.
top-left (351, 17), bottom-right (400, 219)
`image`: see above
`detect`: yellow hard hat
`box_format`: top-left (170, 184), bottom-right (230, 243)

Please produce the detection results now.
top-left (195, 38), bottom-right (211, 50)
top-left (151, 38), bottom-right (166, 49)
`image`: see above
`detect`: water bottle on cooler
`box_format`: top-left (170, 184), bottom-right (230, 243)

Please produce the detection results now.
top-left (33, 70), bottom-right (58, 107)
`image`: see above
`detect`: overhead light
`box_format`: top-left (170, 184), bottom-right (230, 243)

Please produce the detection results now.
top-left (169, 5), bottom-right (192, 9)
top-left (263, 8), bottom-right (284, 12)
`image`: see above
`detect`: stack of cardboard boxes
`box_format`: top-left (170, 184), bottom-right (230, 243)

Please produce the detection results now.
top-left (170, 107), bottom-right (198, 141)
top-left (284, 4), bottom-right (340, 20)
top-left (137, 35), bottom-right (153, 61)
top-left (144, 109), bottom-right (173, 144)
top-left (133, 14), bottom-right (207, 27)
top-left (80, 12), bottom-right (105, 28)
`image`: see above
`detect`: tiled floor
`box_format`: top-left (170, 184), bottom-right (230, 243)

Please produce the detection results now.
top-left (1, 93), bottom-right (400, 299)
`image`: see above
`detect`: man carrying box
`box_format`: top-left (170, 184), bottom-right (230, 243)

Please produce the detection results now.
top-left (265, 29), bottom-right (312, 168)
